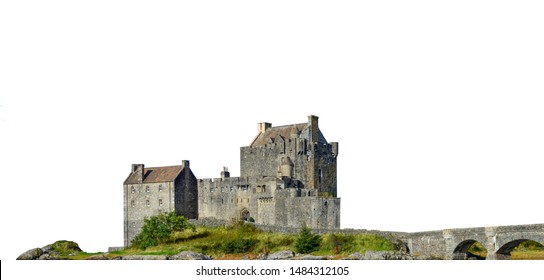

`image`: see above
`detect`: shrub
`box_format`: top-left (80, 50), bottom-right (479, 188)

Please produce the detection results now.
top-left (327, 233), bottom-right (354, 254)
top-left (295, 225), bottom-right (321, 254)
top-left (223, 238), bottom-right (258, 254)
top-left (132, 211), bottom-right (195, 250)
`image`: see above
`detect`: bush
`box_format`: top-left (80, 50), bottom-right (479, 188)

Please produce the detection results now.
top-left (294, 225), bottom-right (321, 254)
top-left (223, 238), bottom-right (258, 254)
top-left (132, 211), bottom-right (195, 250)
top-left (327, 233), bottom-right (354, 254)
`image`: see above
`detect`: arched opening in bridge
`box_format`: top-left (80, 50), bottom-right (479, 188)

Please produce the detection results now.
top-left (453, 240), bottom-right (487, 260)
top-left (496, 239), bottom-right (544, 260)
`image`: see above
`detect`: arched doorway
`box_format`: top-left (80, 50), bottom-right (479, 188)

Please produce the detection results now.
top-left (453, 240), bottom-right (487, 260)
top-left (497, 239), bottom-right (544, 260)
top-left (239, 208), bottom-right (250, 222)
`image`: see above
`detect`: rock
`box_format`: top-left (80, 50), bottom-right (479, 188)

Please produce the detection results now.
top-left (296, 254), bottom-right (328, 260)
top-left (17, 248), bottom-right (43, 260)
top-left (38, 253), bottom-right (65, 260)
top-left (343, 252), bottom-right (364, 260)
top-left (41, 245), bottom-right (54, 254)
top-left (362, 251), bottom-right (415, 260)
top-left (168, 251), bottom-right (212, 260)
top-left (48, 240), bottom-right (82, 255)
top-left (362, 251), bottom-right (386, 260)
top-left (120, 255), bottom-right (168, 260)
top-left (266, 250), bottom-right (295, 260)
top-left (86, 254), bottom-right (111, 260)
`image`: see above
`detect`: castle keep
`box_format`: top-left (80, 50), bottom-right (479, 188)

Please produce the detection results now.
top-left (123, 115), bottom-right (340, 247)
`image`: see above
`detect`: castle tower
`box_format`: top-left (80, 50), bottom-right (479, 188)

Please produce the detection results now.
top-left (240, 115), bottom-right (338, 196)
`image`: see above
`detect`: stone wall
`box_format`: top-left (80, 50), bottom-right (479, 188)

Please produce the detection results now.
top-left (197, 177), bottom-right (340, 229)
top-left (174, 166), bottom-right (198, 219)
top-left (124, 181), bottom-right (176, 247)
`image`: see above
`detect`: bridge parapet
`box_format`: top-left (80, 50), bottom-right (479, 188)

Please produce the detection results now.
top-left (401, 223), bottom-right (544, 260)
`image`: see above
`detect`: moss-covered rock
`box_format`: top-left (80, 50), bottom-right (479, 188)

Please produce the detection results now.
top-left (48, 240), bottom-right (82, 256)
top-left (16, 248), bottom-right (43, 260)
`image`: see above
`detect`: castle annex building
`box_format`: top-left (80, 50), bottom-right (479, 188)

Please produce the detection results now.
top-left (123, 115), bottom-right (340, 247)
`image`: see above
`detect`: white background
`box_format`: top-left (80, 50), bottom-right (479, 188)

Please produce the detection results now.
top-left (1, 1), bottom-right (543, 278)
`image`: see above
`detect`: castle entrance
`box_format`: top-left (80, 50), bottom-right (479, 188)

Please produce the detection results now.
top-left (240, 208), bottom-right (250, 221)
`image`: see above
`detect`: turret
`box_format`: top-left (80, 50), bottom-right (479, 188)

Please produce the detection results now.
top-left (280, 156), bottom-right (294, 178)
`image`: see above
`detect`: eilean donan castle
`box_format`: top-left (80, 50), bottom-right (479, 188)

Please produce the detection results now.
top-left (123, 115), bottom-right (340, 246)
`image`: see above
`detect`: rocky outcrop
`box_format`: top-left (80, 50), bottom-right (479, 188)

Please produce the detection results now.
top-left (342, 252), bottom-right (365, 260)
top-left (342, 251), bottom-right (421, 260)
top-left (17, 248), bottom-right (44, 260)
top-left (117, 255), bottom-right (169, 260)
top-left (17, 240), bottom-right (82, 260)
top-left (168, 251), bottom-right (212, 260)
top-left (295, 254), bottom-right (329, 260)
top-left (266, 250), bottom-right (295, 260)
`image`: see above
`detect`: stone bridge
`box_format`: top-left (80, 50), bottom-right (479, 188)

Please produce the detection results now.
top-left (401, 224), bottom-right (544, 259)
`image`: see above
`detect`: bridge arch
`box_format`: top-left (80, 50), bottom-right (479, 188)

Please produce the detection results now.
top-left (496, 239), bottom-right (544, 260)
top-left (453, 239), bottom-right (487, 260)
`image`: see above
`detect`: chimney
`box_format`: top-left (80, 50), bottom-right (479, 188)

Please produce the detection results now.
top-left (331, 142), bottom-right (339, 156)
top-left (258, 122), bottom-right (272, 134)
top-left (181, 160), bottom-right (190, 169)
top-left (308, 115), bottom-right (319, 143)
top-left (221, 166), bottom-right (230, 179)
top-left (132, 164), bottom-right (144, 183)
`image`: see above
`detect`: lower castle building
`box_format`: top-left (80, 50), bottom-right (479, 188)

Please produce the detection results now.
top-left (123, 115), bottom-right (340, 247)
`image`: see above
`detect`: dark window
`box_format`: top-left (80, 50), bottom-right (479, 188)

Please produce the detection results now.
top-left (131, 200), bottom-right (135, 207)
top-left (159, 185), bottom-right (162, 192)
top-left (146, 186), bottom-right (150, 192)
top-left (146, 200), bottom-right (150, 207)
top-left (131, 186), bottom-right (135, 193)
top-left (159, 199), bottom-right (163, 207)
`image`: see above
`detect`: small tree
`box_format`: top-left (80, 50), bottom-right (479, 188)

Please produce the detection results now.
top-left (295, 224), bottom-right (321, 254)
top-left (132, 211), bottom-right (195, 250)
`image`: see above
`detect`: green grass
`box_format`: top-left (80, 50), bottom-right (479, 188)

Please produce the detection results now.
top-left (467, 240), bottom-right (544, 260)
top-left (92, 224), bottom-right (397, 259)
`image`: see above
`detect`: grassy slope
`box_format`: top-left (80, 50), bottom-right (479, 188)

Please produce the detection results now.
top-left (72, 225), bottom-right (396, 260)
top-left (66, 226), bottom-right (544, 260)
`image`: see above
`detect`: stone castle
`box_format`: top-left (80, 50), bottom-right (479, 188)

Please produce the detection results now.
top-left (123, 115), bottom-right (340, 247)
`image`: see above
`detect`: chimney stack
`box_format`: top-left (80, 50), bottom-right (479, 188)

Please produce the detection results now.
top-left (308, 115), bottom-right (319, 142)
top-left (132, 164), bottom-right (144, 183)
top-left (258, 122), bottom-right (272, 134)
top-left (221, 166), bottom-right (230, 179)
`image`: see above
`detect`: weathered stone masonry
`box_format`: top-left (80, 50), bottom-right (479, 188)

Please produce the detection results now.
top-left (123, 115), bottom-right (341, 246)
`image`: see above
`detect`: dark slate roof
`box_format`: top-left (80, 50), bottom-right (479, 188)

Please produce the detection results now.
top-left (251, 123), bottom-right (308, 147)
top-left (124, 165), bottom-right (183, 184)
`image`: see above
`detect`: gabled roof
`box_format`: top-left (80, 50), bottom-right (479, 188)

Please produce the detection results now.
top-left (124, 165), bottom-right (183, 184)
top-left (251, 123), bottom-right (308, 147)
